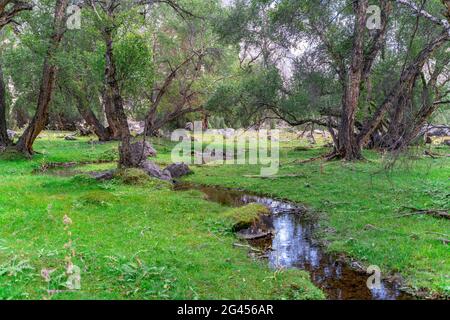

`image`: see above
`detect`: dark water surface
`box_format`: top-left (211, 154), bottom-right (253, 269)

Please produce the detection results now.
top-left (175, 183), bottom-right (413, 300)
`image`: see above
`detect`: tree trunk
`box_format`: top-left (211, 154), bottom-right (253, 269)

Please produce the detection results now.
top-left (336, 0), bottom-right (368, 160)
top-left (75, 93), bottom-right (112, 142)
top-left (0, 1), bottom-right (33, 29)
top-left (381, 63), bottom-right (448, 150)
top-left (102, 23), bottom-right (132, 168)
top-left (357, 32), bottom-right (449, 147)
top-left (0, 64), bottom-right (10, 148)
top-left (15, 0), bottom-right (69, 156)
top-left (102, 87), bottom-right (121, 139)
top-left (0, 1), bottom-right (33, 150)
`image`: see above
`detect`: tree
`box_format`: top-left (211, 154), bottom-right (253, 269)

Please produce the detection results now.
top-left (143, 0), bottom-right (228, 136)
top-left (0, 0), bottom-right (32, 149)
top-left (88, 0), bottom-right (200, 167)
top-left (356, 0), bottom-right (450, 151)
top-left (215, 0), bottom-right (449, 160)
top-left (15, 0), bottom-right (69, 156)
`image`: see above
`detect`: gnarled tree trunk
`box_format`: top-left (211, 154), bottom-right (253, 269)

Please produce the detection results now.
top-left (336, 0), bottom-right (368, 160)
top-left (0, 64), bottom-right (10, 148)
top-left (75, 93), bottom-right (112, 142)
top-left (102, 87), bottom-right (122, 140)
top-left (0, 1), bottom-right (33, 150)
top-left (357, 32), bottom-right (449, 148)
top-left (15, 0), bottom-right (69, 156)
top-left (102, 23), bottom-right (132, 167)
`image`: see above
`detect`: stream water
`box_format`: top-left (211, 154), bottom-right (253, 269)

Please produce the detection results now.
top-left (174, 183), bottom-right (413, 300)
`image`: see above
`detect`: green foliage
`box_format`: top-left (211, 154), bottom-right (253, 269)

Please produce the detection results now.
top-left (206, 66), bottom-right (282, 127)
top-left (114, 33), bottom-right (154, 100)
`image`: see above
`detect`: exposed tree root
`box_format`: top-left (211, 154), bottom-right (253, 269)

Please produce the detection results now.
top-left (233, 243), bottom-right (264, 253)
top-left (37, 160), bottom-right (114, 172)
top-left (423, 150), bottom-right (450, 158)
top-left (397, 207), bottom-right (449, 220)
top-left (291, 149), bottom-right (365, 164)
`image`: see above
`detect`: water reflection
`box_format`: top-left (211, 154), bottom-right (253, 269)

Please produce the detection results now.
top-left (174, 183), bottom-right (412, 300)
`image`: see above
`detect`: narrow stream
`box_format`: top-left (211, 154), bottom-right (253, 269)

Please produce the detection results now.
top-left (174, 183), bottom-right (413, 300)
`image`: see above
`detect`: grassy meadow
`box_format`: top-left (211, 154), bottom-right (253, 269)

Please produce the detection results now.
top-left (0, 131), bottom-right (448, 299)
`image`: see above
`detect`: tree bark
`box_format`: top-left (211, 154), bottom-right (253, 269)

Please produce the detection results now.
top-left (102, 87), bottom-right (121, 140)
top-left (357, 32), bottom-right (449, 147)
top-left (336, 0), bottom-right (368, 160)
top-left (0, 1), bottom-right (33, 29)
top-left (0, 64), bottom-right (9, 148)
top-left (15, 0), bottom-right (69, 156)
top-left (382, 60), bottom-right (449, 150)
top-left (102, 20), bottom-right (132, 167)
top-left (74, 91), bottom-right (112, 142)
top-left (0, 1), bottom-right (33, 150)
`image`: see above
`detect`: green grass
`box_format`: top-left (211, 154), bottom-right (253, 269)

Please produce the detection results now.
top-left (183, 142), bottom-right (450, 297)
top-left (223, 204), bottom-right (270, 231)
top-left (0, 133), bottom-right (323, 300)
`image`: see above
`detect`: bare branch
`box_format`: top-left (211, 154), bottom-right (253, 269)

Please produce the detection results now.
top-left (396, 0), bottom-right (450, 36)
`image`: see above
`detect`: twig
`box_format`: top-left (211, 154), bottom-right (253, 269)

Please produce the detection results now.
top-left (397, 207), bottom-right (450, 220)
top-left (233, 243), bottom-right (264, 253)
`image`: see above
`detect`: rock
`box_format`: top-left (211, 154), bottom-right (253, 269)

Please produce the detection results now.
top-left (65, 135), bottom-right (78, 141)
top-left (7, 129), bottom-right (16, 140)
top-left (140, 160), bottom-right (172, 181)
top-left (90, 170), bottom-right (116, 181)
top-left (422, 125), bottom-right (450, 137)
top-left (185, 122), bottom-right (194, 131)
top-left (129, 141), bottom-right (157, 166)
top-left (442, 139), bottom-right (450, 146)
top-left (164, 163), bottom-right (191, 178)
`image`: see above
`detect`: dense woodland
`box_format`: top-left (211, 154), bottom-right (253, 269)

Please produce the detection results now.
top-left (0, 0), bottom-right (448, 166)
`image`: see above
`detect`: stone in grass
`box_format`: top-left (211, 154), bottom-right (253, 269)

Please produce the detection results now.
top-left (90, 170), bottom-right (116, 181)
top-left (140, 160), bottom-right (172, 181)
top-left (65, 134), bottom-right (78, 141)
top-left (223, 203), bottom-right (271, 232)
top-left (129, 141), bottom-right (157, 166)
top-left (164, 163), bottom-right (191, 179)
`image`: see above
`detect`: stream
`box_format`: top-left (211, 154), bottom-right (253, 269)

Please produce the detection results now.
top-left (174, 183), bottom-right (413, 300)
